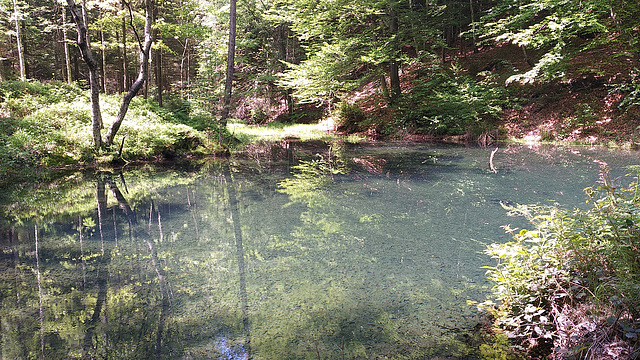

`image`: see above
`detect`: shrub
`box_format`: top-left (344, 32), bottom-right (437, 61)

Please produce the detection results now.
top-left (610, 68), bottom-right (640, 114)
top-left (335, 102), bottom-right (366, 133)
top-left (397, 65), bottom-right (508, 135)
top-left (481, 166), bottom-right (640, 358)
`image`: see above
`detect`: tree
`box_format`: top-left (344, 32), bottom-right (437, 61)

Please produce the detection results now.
top-left (276, 0), bottom-right (441, 106)
top-left (11, 0), bottom-right (24, 80)
top-left (220, 0), bottom-right (237, 126)
top-left (66, 0), bottom-right (153, 149)
top-left (61, 4), bottom-right (72, 83)
top-left (104, 0), bottom-right (153, 147)
top-left (66, 0), bottom-right (103, 148)
top-left (478, 0), bottom-right (631, 84)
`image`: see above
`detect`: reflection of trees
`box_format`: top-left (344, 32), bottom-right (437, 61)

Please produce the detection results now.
top-left (104, 174), bottom-right (171, 359)
top-left (0, 149), bottom-right (491, 359)
top-left (0, 172), bottom-right (180, 359)
top-left (35, 225), bottom-right (45, 359)
top-left (223, 163), bottom-right (252, 358)
top-left (268, 151), bottom-right (487, 358)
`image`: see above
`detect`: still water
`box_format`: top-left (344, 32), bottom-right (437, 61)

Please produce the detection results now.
top-left (1, 142), bottom-right (639, 359)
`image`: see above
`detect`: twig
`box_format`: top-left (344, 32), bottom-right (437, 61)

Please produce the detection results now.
top-left (118, 134), bottom-right (126, 158)
top-left (315, 341), bottom-right (321, 360)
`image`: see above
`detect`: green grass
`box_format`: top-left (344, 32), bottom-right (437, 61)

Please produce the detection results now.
top-left (0, 80), bottom-right (225, 187)
top-left (227, 118), bottom-right (363, 144)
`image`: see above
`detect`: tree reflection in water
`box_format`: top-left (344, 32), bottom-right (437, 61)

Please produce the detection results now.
top-left (1, 143), bottom-right (637, 359)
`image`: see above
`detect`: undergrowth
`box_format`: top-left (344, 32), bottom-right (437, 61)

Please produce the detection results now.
top-left (481, 166), bottom-right (640, 359)
top-left (397, 63), bottom-right (510, 136)
top-left (0, 80), bottom-right (225, 187)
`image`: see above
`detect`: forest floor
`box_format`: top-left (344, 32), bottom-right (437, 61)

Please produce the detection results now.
top-left (342, 42), bottom-right (640, 146)
top-left (482, 44), bottom-right (640, 145)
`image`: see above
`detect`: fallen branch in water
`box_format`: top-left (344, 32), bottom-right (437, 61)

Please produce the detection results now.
top-left (490, 147), bottom-right (498, 173)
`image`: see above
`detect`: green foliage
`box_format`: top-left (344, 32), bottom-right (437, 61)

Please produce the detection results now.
top-left (481, 167), bottom-right (640, 356)
top-left (0, 81), bottom-right (222, 186)
top-left (275, 0), bottom-right (442, 106)
top-left (278, 155), bottom-right (346, 204)
top-left (479, 0), bottom-right (615, 84)
top-left (278, 40), bottom-right (361, 104)
top-left (334, 102), bottom-right (366, 133)
top-left (610, 68), bottom-right (640, 114)
top-left (479, 333), bottom-right (516, 360)
top-left (398, 65), bottom-right (508, 135)
top-left (0, 80), bottom-right (86, 116)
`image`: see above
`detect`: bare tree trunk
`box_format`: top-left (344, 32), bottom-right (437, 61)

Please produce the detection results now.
top-left (116, 30), bottom-right (123, 92)
top-left (101, 28), bottom-right (107, 93)
top-left (62, 7), bottom-right (72, 83)
top-left (152, 1), bottom-right (162, 106)
top-left (121, 12), bottom-right (129, 90)
top-left (12, 0), bottom-right (25, 80)
top-left (180, 38), bottom-right (188, 95)
top-left (67, 0), bottom-right (103, 149)
top-left (104, 0), bottom-right (154, 147)
top-left (388, 5), bottom-right (401, 104)
top-left (155, 48), bottom-right (163, 107)
top-left (469, 0), bottom-right (476, 51)
top-left (220, 0), bottom-right (237, 126)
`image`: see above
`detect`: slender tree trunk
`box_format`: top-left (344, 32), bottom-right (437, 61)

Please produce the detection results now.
top-left (380, 72), bottom-right (391, 105)
top-left (155, 47), bottom-right (163, 107)
top-left (151, 0), bottom-right (160, 105)
top-left (101, 28), bottom-right (107, 93)
top-left (73, 50), bottom-right (79, 80)
top-left (67, 0), bottom-right (103, 149)
top-left (62, 8), bottom-right (72, 83)
top-left (12, 0), bottom-right (25, 80)
top-left (469, 0), bottom-right (476, 51)
top-left (21, 21), bottom-right (29, 79)
top-left (55, 26), bottom-right (62, 80)
top-left (121, 13), bottom-right (129, 90)
top-left (220, 0), bottom-right (237, 126)
top-left (186, 42), bottom-right (191, 92)
top-left (116, 30), bottom-right (123, 92)
top-left (388, 6), bottom-right (401, 104)
top-left (104, 0), bottom-right (154, 147)
top-left (180, 38), bottom-right (188, 95)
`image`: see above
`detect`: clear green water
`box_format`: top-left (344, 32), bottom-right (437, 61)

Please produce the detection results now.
top-left (1, 142), bottom-right (639, 359)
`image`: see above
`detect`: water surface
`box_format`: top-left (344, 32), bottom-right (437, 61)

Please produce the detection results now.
top-left (1, 142), bottom-right (638, 359)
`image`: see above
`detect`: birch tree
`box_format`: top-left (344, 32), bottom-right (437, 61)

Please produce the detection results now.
top-left (66, 0), bottom-right (153, 149)
top-left (11, 0), bottom-right (25, 80)
top-left (66, 0), bottom-right (103, 148)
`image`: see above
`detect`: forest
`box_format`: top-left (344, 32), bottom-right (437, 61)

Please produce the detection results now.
top-left (1, 0), bottom-right (640, 157)
top-left (1, 0), bottom-right (640, 359)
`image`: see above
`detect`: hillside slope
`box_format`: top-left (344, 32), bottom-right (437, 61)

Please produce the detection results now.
top-left (348, 42), bottom-right (640, 145)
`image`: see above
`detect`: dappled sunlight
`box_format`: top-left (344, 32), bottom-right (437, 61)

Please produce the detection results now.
top-left (229, 120), bottom-right (345, 143)
top-left (2, 144), bottom-right (640, 358)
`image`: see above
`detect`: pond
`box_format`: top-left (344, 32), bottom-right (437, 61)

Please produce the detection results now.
top-left (1, 142), bottom-right (639, 359)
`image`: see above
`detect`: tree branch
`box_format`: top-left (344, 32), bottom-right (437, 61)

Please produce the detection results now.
top-left (122, 0), bottom-right (143, 53)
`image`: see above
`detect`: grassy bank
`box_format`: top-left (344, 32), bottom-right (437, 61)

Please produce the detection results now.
top-left (0, 80), bottom-right (227, 187)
